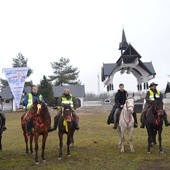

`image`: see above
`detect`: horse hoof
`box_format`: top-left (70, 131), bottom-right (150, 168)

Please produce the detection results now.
top-left (147, 151), bottom-right (151, 154)
top-left (42, 159), bottom-right (46, 163)
top-left (131, 149), bottom-right (134, 153)
top-left (35, 162), bottom-right (39, 165)
top-left (68, 154), bottom-right (71, 157)
top-left (160, 151), bottom-right (164, 154)
top-left (120, 149), bottom-right (124, 153)
top-left (58, 157), bottom-right (62, 160)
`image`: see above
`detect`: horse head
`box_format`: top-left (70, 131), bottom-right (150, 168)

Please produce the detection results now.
top-left (152, 98), bottom-right (164, 116)
top-left (125, 97), bottom-right (135, 113)
top-left (24, 99), bottom-right (46, 121)
top-left (62, 104), bottom-right (73, 122)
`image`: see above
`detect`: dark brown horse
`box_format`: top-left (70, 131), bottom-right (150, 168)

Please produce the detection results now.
top-left (21, 99), bottom-right (51, 164)
top-left (0, 116), bottom-right (3, 150)
top-left (56, 104), bottom-right (76, 159)
top-left (141, 98), bottom-right (164, 153)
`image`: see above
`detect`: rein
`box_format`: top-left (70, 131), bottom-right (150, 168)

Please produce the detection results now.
top-left (24, 103), bottom-right (49, 128)
top-left (122, 109), bottom-right (132, 127)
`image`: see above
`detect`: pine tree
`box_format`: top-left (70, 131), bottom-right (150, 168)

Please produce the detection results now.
top-left (38, 75), bottom-right (54, 106)
top-left (49, 57), bottom-right (81, 86)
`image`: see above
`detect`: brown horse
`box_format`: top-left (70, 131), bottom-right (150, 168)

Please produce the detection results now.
top-left (21, 99), bottom-right (51, 164)
top-left (56, 104), bottom-right (76, 159)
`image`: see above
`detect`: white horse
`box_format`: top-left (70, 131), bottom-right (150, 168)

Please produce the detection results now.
top-left (118, 97), bottom-right (135, 153)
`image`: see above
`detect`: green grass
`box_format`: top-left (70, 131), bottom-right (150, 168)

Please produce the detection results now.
top-left (0, 110), bottom-right (170, 170)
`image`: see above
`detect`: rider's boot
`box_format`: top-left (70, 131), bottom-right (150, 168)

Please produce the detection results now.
top-left (73, 114), bottom-right (80, 130)
top-left (140, 111), bottom-right (145, 128)
top-left (133, 112), bottom-right (138, 128)
top-left (51, 114), bottom-right (60, 131)
top-left (26, 120), bottom-right (32, 135)
top-left (113, 113), bottom-right (119, 129)
top-left (107, 107), bottom-right (115, 125)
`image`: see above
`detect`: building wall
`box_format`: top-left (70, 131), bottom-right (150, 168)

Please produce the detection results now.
top-left (0, 100), bottom-right (13, 111)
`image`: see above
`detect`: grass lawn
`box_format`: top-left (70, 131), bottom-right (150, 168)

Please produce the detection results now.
top-left (0, 109), bottom-right (170, 170)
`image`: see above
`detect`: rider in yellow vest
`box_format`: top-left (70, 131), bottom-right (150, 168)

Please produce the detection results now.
top-left (51, 88), bottom-right (80, 130)
top-left (140, 82), bottom-right (170, 128)
top-left (23, 85), bottom-right (45, 134)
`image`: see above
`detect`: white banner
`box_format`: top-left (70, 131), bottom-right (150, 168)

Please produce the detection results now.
top-left (2, 67), bottom-right (28, 108)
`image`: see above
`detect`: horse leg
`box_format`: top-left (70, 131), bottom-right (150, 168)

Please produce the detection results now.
top-left (129, 128), bottom-right (134, 152)
top-left (120, 128), bottom-right (125, 153)
top-left (58, 132), bottom-right (63, 160)
top-left (41, 133), bottom-right (48, 162)
top-left (158, 128), bottom-right (163, 154)
top-left (70, 133), bottom-right (74, 147)
top-left (146, 127), bottom-right (152, 153)
top-left (34, 135), bottom-right (39, 164)
top-left (30, 135), bottom-right (33, 153)
top-left (0, 133), bottom-right (2, 150)
top-left (153, 129), bottom-right (157, 145)
top-left (118, 127), bottom-right (121, 148)
top-left (24, 134), bottom-right (29, 154)
top-left (67, 135), bottom-right (71, 157)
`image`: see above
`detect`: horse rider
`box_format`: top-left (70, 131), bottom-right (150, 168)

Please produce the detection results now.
top-left (52, 88), bottom-right (80, 130)
top-left (0, 111), bottom-right (7, 131)
top-left (140, 82), bottom-right (170, 128)
top-left (107, 83), bottom-right (138, 129)
top-left (23, 85), bottom-right (51, 134)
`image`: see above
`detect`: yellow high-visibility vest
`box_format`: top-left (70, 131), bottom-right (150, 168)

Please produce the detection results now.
top-left (27, 93), bottom-right (43, 109)
top-left (149, 90), bottom-right (160, 101)
top-left (61, 95), bottom-right (74, 108)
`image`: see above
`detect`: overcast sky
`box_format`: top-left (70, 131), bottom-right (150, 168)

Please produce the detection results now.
top-left (0, 0), bottom-right (170, 94)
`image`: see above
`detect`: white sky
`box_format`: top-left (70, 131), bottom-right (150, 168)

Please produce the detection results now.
top-left (0, 0), bottom-right (170, 94)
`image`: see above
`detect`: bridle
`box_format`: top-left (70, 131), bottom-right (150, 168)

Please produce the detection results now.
top-left (125, 97), bottom-right (135, 113)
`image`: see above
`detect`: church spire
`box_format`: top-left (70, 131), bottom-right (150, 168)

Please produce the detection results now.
top-left (119, 29), bottom-right (128, 55)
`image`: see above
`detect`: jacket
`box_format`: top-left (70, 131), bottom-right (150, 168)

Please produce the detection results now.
top-left (58, 93), bottom-right (77, 109)
top-left (144, 89), bottom-right (163, 109)
top-left (23, 92), bottom-right (44, 111)
top-left (114, 90), bottom-right (128, 108)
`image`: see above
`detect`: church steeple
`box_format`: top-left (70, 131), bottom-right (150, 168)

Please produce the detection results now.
top-left (119, 29), bottom-right (128, 55)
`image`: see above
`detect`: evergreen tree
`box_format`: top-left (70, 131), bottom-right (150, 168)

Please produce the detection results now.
top-left (12, 53), bottom-right (33, 77)
top-left (49, 57), bottom-right (81, 86)
top-left (38, 75), bottom-right (54, 106)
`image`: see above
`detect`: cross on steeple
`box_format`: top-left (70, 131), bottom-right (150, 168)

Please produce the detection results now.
top-left (119, 29), bottom-right (128, 55)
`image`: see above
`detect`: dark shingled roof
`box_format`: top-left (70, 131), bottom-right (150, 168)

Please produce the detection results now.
top-left (165, 82), bottom-right (170, 94)
top-left (52, 85), bottom-right (85, 97)
top-left (0, 86), bottom-right (13, 99)
top-left (101, 44), bottom-right (156, 80)
top-left (0, 85), bottom-right (85, 99)
top-left (0, 86), bottom-right (31, 99)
